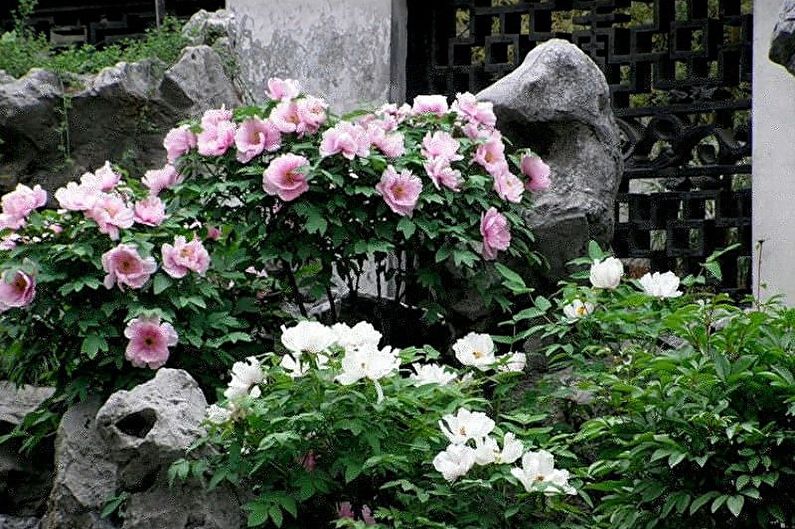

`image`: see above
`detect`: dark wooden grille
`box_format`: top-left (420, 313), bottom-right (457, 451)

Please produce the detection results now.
top-left (407, 0), bottom-right (753, 295)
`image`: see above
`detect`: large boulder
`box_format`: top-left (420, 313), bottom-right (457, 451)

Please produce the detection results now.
top-left (770, 0), bottom-right (795, 75)
top-left (0, 44), bottom-right (241, 193)
top-left (42, 370), bottom-right (242, 529)
top-left (477, 39), bottom-right (623, 283)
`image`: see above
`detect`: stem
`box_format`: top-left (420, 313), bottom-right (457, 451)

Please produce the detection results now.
top-left (325, 284), bottom-right (337, 323)
top-left (282, 260), bottom-right (307, 318)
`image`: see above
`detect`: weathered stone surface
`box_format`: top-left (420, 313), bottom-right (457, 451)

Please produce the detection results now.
top-left (477, 39), bottom-right (623, 284)
top-left (182, 9), bottom-right (237, 48)
top-left (0, 44), bottom-right (241, 194)
top-left (0, 515), bottom-right (41, 529)
top-left (0, 382), bottom-right (54, 427)
top-left (770, 0), bottom-right (795, 75)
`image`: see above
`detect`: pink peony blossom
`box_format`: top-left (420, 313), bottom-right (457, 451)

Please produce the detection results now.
top-left (161, 235), bottom-right (211, 278)
top-left (262, 153), bottom-right (310, 202)
top-left (0, 270), bottom-right (35, 311)
top-left (197, 108), bottom-right (236, 156)
top-left (473, 132), bottom-right (507, 177)
top-left (54, 176), bottom-right (102, 211)
top-left (206, 225), bottom-right (221, 240)
top-left (493, 170), bottom-right (524, 203)
top-left (0, 184), bottom-right (47, 229)
top-left (520, 154), bottom-right (552, 192)
top-left (270, 100), bottom-right (301, 134)
top-left (337, 502), bottom-right (355, 520)
top-left (319, 121), bottom-right (370, 159)
top-left (201, 107), bottom-right (233, 127)
top-left (163, 125), bottom-right (197, 162)
top-left (375, 166), bottom-right (422, 217)
top-left (124, 316), bottom-right (178, 369)
top-left (421, 131), bottom-right (462, 163)
top-left (86, 193), bottom-right (134, 240)
top-left (0, 233), bottom-right (20, 250)
top-left (423, 158), bottom-right (462, 191)
top-left (49, 223), bottom-right (63, 234)
top-left (295, 96), bottom-right (328, 136)
top-left (411, 94), bottom-right (449, 116)
top-left (480, 207), bottom-right (511, 261)
top-left (142, 165), bottom-right (183, 196)
top-left (299, 451), bottom-right (317, 472)
top-left (367, 125), bottom-right (405, 158)
top-left (235, 117), bottom-right (281, 163)
top-left (94, 161), bottom-right (121, 191)
top-left (133, 196), bottom-right (167, 227)
top-left (266, 77), bottom-right (301, 101)
top-left (461, 122), bottom-right (490, 141)
top-left (361, 506), bottom-right (376, 525)
top-left (452, 92), bottom-right (497, 128)
top-left (102, 244), bottom-right (157, 290)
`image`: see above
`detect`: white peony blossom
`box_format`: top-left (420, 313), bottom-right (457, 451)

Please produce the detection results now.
top-left (335, 344), bottom-right (400, 385)
top-left (281, 321), bottom-right (336, 355)
top-left (510, 450), bottom-right (576, 496)
top-left (409, 363), bottom-right (458, 386)
top-left (563, 299), bottom-right (595, 320)
top-left (474, 432), bottom-right (524, 466)
top-left (497, 352), bottom-right (527, 373)
top-left (589, 257), bottom-right (624, 289)
top-left (639, 271), bottom-right (683, 298)
top-left (432, 444), bottom-right (476, 482)
top-left (205, 404), bottom-right (232, 424)
top-left (439, 408), bottom-right (495, 445)
top-left (331, 321), bottom-right (382, 351)
top-left (279, 352), bottom-right (329, 378)
top-left (453, 332), bottom-right (496, 371)
top-left (224, 356), bottom-right (264, 400)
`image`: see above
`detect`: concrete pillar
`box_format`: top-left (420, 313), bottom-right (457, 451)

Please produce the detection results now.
top-left (226, 0), bottom-right (407, 112)
top-left (753, 0), bottom-right (795, 303)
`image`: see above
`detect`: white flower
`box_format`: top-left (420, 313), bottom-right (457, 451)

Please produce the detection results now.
top-left (474, 432), bottom-right (524, 466)
top-left (335, 344), bottom-right (400, 385)
top-left (205, 404), bottom-right (232, 424)
top-left (224, 357), bottom-right (264, 400)
top-left (409, 363), bottom-right (458, 386)
top-left (279, 352), bottom-right (330, 378)
top-left (510, 450), bottom-right (576, 495)
top-left (589, 257), bottom-right (624, 289)
top-left (639, 271), bottom-right (683, 298)
top-left (331, 321), bottom-right (382, 351)
top-left (439, 408), bottom-right (495, 445)
top-left (563, 299), bottom-right (594, 320)
top-left (281, 321), bottom-right (336, 354)
top-left (453, 332), bottom-right (496, 371)
top-left (432, 444), bottom-right (476, 482)
top-left (497, 352), bottom-right (526, 373)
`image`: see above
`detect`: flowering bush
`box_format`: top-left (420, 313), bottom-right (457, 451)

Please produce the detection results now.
top-left (164, 80), bottom-right (547, 324)
top-left (176, 320), bottom-right (581, 528)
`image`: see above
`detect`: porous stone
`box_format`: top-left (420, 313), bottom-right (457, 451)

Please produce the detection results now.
top-left (477, 39), bottom-right (623, 284)
top-left (770, 0), bottom-right (795, 75)
top-left (182, 9), bottom-right (237, 48)
top-left (0, 515), bottom-right (41, 529)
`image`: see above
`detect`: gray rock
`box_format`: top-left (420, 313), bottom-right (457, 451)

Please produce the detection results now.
top-left (0, 515), bottom-right (40, 529)
top-left (0, 382), bottom-right (55, 427)
top-left (182, 9), bottom-right (237, 48)
top-left (0, 45), bottom-right (241, 194)
top-left (477, 39), bottom-right (623, 283)
top-left (770, 0), bottom-right (795, 75)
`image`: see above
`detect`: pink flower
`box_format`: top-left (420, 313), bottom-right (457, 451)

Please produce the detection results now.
top-left (376, 102), bottom-right (411, 125)
top-left (235, 117), bottom-right (281, 163)
top-left (262, 153), bottom-right (310, 202)
top-left (86, 193), bottom-right (134, 240)
top-left (452, 92), bottom-right (497, 128)
top-left (493, 170), bottom-right (524, 203)
top-left (49, 224), bottom-right (63, 234)
top-left (473, 132), bottom-right (507, 177)
top-left (368, 125), bottom-right (405, 158)
top-left (0, 184), bottom-right (47, 229)
top-left (0, 270), bottom-right (35, 311)
top-left (319, 121), bottom-right (370, 159)
top-left (124, 316), bottom-right (178, 369)
top-left (299, 451), bottom-right (317, 472)
top-left (161, 236), bottom-right (211, 278)
top-left (412, 95), bottom-right (449, 116)
top-left (54, 176), bottom-right (102, 211)
top-left (480, 207), bottom-right (511, 261)
top-left (337, 502), bottom-right (355, 520)
top-left (361, 506), bottom-right (376, 525)
top-left (462, 122), bottom-right (490, 141)
top-left (421, 131), bottom-right (462, 163)
top-left (266, 77), bottom-right (301, 101)
top-left (0, 233), bottom-right (20, 250)
top-left (197, 108), bottom-right (236, 156)
top-left (163, 125), bottom-right (197, 162)
top-left (206, 225), bottom-right (221, 240)
top-left (94, 162), bottom-right (121, 192)
top-left (423, 158), bottom-right (462, 191)
top-left (142, 165), bottom-right (183, 196)
top-left (133, 196), bottom-right (167, 227)
top-left (102, 244), bottom-right (157, 290)
top-left (521, 154), bottom-right (552, 192)
top-left (270, 101), bottom-right (301, 133)
top-left (295, 96), bottom-right (328, 136)
top-left (375, 166), bottom-right (422, 217)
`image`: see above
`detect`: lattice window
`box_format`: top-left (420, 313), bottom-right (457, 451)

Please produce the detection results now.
top-left (406, 0), bottom-right (753, 295)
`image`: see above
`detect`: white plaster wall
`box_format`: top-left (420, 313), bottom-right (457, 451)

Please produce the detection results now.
top-left (753, 0), bottom-right (795, 303)
top-left (227, 0), bottom-right (403, 112)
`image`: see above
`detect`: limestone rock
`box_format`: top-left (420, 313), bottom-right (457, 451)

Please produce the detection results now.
top-left (770, 0), bottom-right (795, 75)
top-left (0, 515), bottom-right (41, 529)
top-left (0, 382), bottom-right (54, 427)
top-left (477, 39), bottom-right (623, 283)
top-left (182, 9), bottom-right (237, 48)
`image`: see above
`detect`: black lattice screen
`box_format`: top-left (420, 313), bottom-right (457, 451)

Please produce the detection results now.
top-left (406, 0), bottom-right (753, 295)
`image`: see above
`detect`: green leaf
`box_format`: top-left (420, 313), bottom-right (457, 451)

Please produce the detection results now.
top-left (397, 217), bottom-right (416, 239)
top-left (81, 334), bottom-right (107, 360)
top-left (690, 491), bottom-right (719, 515)
top-left (704, 260), bottom-right (722, 281)
top-left (153, 274), bottom-right (172, 295)
top-left (588, 240), bottom-right (604, 260)
top-left (727, 495), bottom-right (745, 517)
